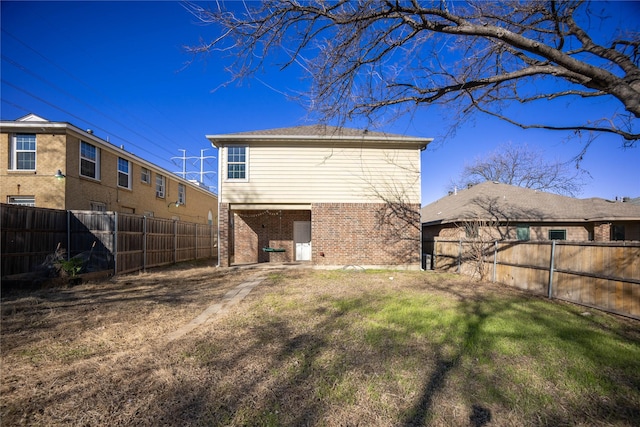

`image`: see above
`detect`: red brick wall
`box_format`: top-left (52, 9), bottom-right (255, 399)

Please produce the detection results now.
top-left (221, 203), bottom-right (421, 268)
top-left (218, 203), bottom-right (230, 267)
top-left (233, 210), bottom-right (311, 264)
top-left (312, 202), bottom-right (421, 268)
top-left (594, 222), bottom-right (611, 242)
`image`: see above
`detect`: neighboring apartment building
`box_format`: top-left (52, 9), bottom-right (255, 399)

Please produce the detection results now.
top-left (421, 181), bottom-right (640, 242)
top-left (208, 125), bottom-right (432, 269)
top-left (1, 114), bottom-right (217, 225)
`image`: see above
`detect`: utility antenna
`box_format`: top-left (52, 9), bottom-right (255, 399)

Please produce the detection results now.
top-left (170, 149), bottom-right (217, 193)
top-left (198, 149), bottom-right (216, 184)
top-left (171, 149), bottom-right (188, 179)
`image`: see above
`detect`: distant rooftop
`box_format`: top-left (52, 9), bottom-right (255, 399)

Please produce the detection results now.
top-left (421, 181), bottom-right (640, 225)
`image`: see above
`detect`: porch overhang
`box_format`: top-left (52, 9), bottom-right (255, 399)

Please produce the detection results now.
top-left (230, 203), bottom-right (312, 211)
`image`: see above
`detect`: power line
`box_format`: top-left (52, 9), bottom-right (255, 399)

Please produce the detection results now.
top-left (2, 81), bottom-right (175, 166)
top-left (1, 28), bottom-right (208, 160)
top-left (171, 149), bottom-right (216, 190)
top-left (1, 54), bottom-right (179, 159)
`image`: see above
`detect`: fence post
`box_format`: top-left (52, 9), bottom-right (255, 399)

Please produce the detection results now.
top-left (493, 240), bottom-right (498, 283)
top-left (173, 220), bottom-right (178, 264)
top-left (114, 212), bottom-right (118, 275)
top-left (434, 238), bottom-right (437, 270)
top-left (143, 216), bottom-right (147, 272)
top-left (548, 240), bottom-right (556, 299)
top-left (66, 210), bottom-right (71, 260)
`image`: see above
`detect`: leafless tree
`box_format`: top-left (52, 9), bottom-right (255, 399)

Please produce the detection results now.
top-left (459, 218), bottom-right (497, 281)
top-left (185, 1), bottom-right (639, 148)
top-left (451, 142), bottom-right (587, 196)
top-left (454, 194), bottom-right (546, 280)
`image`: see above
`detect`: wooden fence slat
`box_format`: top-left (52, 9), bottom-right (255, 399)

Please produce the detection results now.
top-left (1, 204), bottom-right (217, 278)
top-left (430, 238), bottom-right (640, 320)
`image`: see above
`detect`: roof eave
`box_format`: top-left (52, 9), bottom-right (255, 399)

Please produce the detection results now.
top-left (207, 133), bottom-right (433, 148)
top-left (1, 121), bottom-right (217, 197)
top-left (422, 216), bottom-right (640, 225)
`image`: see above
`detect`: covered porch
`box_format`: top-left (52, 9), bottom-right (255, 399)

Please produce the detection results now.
top-left (223, 204), bottom-right (312, 266)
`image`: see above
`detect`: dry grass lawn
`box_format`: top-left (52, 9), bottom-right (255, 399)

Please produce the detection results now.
top-left (2, 261), bottom-right (639, 426)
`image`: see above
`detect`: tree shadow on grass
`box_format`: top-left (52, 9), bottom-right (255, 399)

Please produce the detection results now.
top-left (401, 283), bottom-right (498, 427)
top-left (145, 274), bottom-right (640, 426)
top-left (3, 270), bottom-right (639, 426)
top-left (428, 281), bottom-right (639, 426)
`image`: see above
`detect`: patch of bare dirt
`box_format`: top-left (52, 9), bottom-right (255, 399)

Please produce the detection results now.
top-left (2, 265), bottom-right (638, 426)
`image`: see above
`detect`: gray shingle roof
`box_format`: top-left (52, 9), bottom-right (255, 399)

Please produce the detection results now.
top-left (207, 125), bottom-right (433, 148)
top-left (421, 181), bottom-right (640, 225)
top-left (223, 125), bottom-right (404, 138)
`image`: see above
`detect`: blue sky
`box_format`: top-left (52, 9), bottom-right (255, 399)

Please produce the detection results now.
top-left (1, 1), bottom-right (638, 204)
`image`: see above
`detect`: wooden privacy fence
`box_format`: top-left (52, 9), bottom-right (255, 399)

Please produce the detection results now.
top-left (1, 204), bottom-right (217, 276)
top-left (425, 239), bottom-right (640, 320)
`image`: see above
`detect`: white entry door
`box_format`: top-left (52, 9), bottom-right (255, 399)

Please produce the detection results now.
top-left (293, 221), bottom-right (312, 261)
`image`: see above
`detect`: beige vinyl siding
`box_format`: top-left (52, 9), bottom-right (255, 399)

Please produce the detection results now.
top-left (220, 144), bottom-right (421, 204)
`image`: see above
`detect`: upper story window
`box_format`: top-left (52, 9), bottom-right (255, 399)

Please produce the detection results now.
top-left (227, 146), bottom-right (248, 180)
top-left (156, 174), bottom-right (166, 198)
top-left (117, 158), bottom-right (131, 189)
top-left (80, 141), bottom-right (100, 180)
top-left (178, 183), bottom-right (186, 205)
top-left (10, 134), bottom-right (36, 170)
top-left (141, 167), bottom-right (151, 184)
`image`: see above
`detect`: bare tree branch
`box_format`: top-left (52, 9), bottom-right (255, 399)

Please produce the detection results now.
top-left (451, 142), bottom-right (588, 197)
top-left (186, 0), bottom-right (640, 147)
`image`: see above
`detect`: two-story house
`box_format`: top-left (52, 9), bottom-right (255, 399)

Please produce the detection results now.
top-left (208, 125), bottom-right (432, 269)
top-left (1, 114), bottom-right (217, 225)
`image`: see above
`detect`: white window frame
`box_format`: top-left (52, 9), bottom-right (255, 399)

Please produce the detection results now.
top-left (178, 183), bottom-right (186, 205)
top-left (117, 157), bottom-right (131, 189)
top-left (80, 140), bottom-right (100, 180)
top-left (141, 167), bottom-right (151, 184)
top-left (156, 174), bottom-right (166, 198)
top-left (10, 133), bottom-right (37, 171)
top-left (226, 145), bottom-right (249, 181)
top-left (7, 196), bottom-right (35, 206)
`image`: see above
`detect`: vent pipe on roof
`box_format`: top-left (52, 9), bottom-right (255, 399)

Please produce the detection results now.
top-left (86, 129), bottom-right (93, 134)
